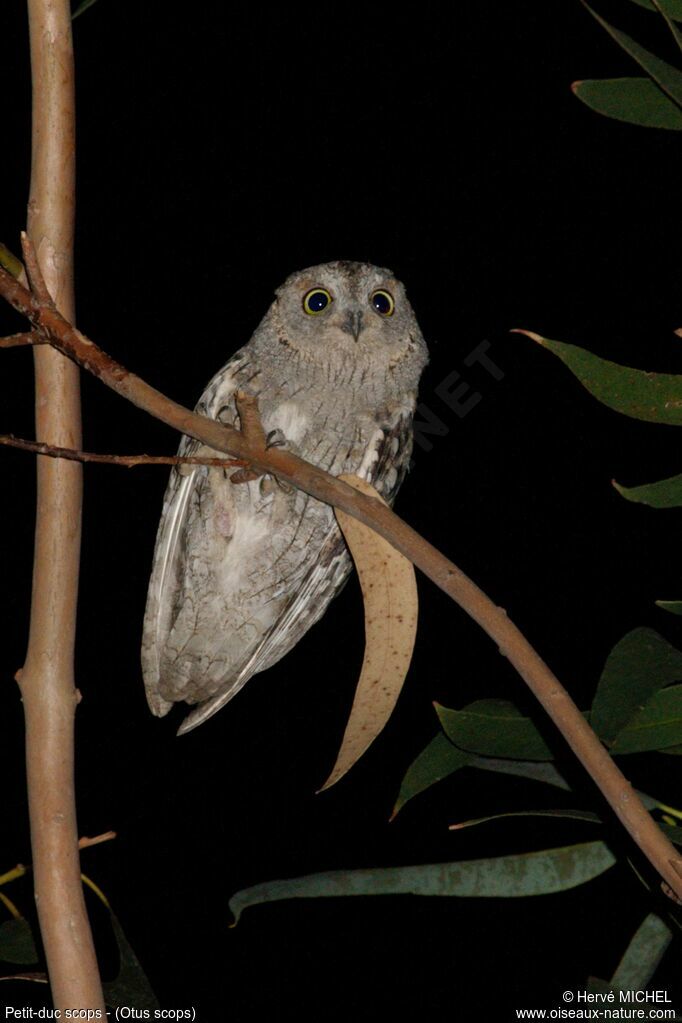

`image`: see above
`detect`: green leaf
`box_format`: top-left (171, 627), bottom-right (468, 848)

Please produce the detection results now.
top-left (0, 918), bottom-right (38, 965)
top-left (661, 821), bottom-right (682, 844)
top-left (72, 0), bottom-right (100, 18)
top-left (656, 600), bottom-right (682, 615)
top-left (436, 699), bottom-right (557, 761)
top-left (611, 913), bottom-right (673, 989)
top-left (588, 912), bottom-right (673, 998)
top-left (391, 733), bottom-right (470, 818)
top-left (392, 738), bottom-right (585, 818)
top-left (610, 684), bottom-right (682, 753)
top-left (516, 331), bottom-right (682, 425)
top-left (469, 756), bottom-right (572, 791)
top-left (613, 472), bottom-right (682, 507)
top-left (103, 912), bottom-right (159, 1011)
top-left (449, 808), bottom-right (602, 831)
top-left (0, 243), bottom-right (23, 279)
top-left (584, 3), bottom-right (682, 106)
top-left (655, 0), bottom-right (682, 53)
top-left (591, 628), bottom-right (682, 744)
top-left (391, 742), bottom-right (579, 819)
top-left (626, 0), bottom-right (682, 21)
top-left (228, 841), bottom-right (616, 923)
top-left (572, 77), bottom-right (682, 128)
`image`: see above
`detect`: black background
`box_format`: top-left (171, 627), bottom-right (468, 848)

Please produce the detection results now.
top-left (1, 1), bottom-right (680, 1018)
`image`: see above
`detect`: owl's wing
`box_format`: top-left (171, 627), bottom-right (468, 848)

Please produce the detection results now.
top-left (364, 403), bottom-right (415, 504)
top-left (141, 349), bottom-right (253, 717)
top-left (176, 522), bottom-right (349, 732)
top-left (142, 438), bottom-right (196, 716)
top-left (175, 406), bottom-right (416, 734)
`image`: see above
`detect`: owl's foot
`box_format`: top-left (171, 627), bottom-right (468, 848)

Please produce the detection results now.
top-left (230, 428), bottom-right (295, 490)
top-left (265, 428), bottom-right (296, 493)
top-left (229, 466), bottom-right (262, 484)
top-left (266, 428), bottom-right (287, 449)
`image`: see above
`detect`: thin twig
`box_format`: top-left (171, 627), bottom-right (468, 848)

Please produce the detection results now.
top-left (0, 434), bottom-right (247, 469)
top-left (78, 832), bottom-right (117, 850)
top-left (0, 972), bottom-right (49, 985)
top-left (1, 247), bottom-right (681, 901)
top-left (0, 332), bottom-right (42, 348)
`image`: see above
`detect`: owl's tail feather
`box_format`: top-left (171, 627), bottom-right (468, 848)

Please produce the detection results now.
top-left (177, 685), bottom-right (244, 734)
top-left (175, 661), bottom-right (258, 734)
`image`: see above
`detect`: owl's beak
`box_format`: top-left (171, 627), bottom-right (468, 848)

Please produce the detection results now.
top-left (340, 308), bottom-right (364, 342)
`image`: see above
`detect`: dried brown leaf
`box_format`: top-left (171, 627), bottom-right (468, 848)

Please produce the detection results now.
top-left (319, 474), bottom-right (418, 790)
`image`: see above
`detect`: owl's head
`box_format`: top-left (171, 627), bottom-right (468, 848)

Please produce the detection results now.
top-left (257, 261), bottom-right (428, 392)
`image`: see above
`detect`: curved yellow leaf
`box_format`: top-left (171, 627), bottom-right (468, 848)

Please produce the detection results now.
top-left (319, 474), bottom-right (418, 790)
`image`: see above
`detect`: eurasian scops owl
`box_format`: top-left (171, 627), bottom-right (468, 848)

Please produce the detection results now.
top-left (142, 261), bottom-right (428, 733)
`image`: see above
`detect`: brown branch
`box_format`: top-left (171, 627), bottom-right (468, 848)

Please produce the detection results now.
top-left (0, 332), bottom-right (42, 348)
top-left (2, 251), bottom-right (681, 902)
top-left (22, 233), bottom-right (55, 306)
top-left (0, 434), bottom-right (248, 470)
top-left (78, 832), bottom-right (117, 850)
top-left (19, 0), bottom-right (105, 1013)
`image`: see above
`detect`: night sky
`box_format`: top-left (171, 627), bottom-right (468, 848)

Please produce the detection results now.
top-left (1, 2), bottom-right (680, 1018)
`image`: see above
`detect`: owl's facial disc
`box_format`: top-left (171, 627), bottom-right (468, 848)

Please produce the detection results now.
top-left (300, 283), bottom-right (375, 344)
top-left (299, 281), bottom-right (398, 346)
top-left (269, 261), bottom-right (426, 375)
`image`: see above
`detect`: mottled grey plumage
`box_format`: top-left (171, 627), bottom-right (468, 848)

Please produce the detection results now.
top-left (141, 261), bottom-right (428, 733)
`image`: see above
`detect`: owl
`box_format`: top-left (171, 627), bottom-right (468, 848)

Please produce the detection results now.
top-left (141, 261), bottom-right (428, 733)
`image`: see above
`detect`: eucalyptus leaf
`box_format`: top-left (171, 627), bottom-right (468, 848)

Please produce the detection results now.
top-left (572, 77), bottom-right (682, 128)
top-left (517, 331), bottom-right (682, 425)
top-left (661, 822), bottom-right (682, 845)
top-left (610, 684), bottom-right (682, 753)
top-left (72, 0), bottom-right (100, 18)
top-left (655, 0), bottom-right (682, 52)
top-left (103, 912), bottom-right (159, 1011)
top-left (613, 472), bottom-right (682, 507)
top-left (584, 3), bottom-right (682, 106)
top-left (228, 841), bottom-right (616, 924)
top-left (656, 600), bottom-right (682, 615)
top-left (449, 808), bottom-right (602, 831)
top-left (392, 747), bottom-right (664, 818)
top-left (323, 475), bottom-right (418, 790)
top-left (469, 756), bottom-right (572, 790)
top-left (391, 743), bottom-right (577, 820)
top-left (586, 977), bottom-right (614, 996)
top-left (391, 733), bottom-right (471, 818)
top-left (458, 769), bottom-right (662, 814)
top-left (588, 911), bottom-right (673, 997)
top-left (611, 913), bottom-right (673, 989)
top-left (436, 699), bottom-right (557, 761)
top-left (0, 918), bottom-right (38, 965)
top-left (626, 0), bottom-right (682, 21)
top-left (591, 628), bottom-right (682, 744)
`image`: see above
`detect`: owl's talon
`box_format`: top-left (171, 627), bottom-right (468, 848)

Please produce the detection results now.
top-left (216, 404), bottom-right (236, 425)
top-left (230, 467), bottom-right (262, 485)
top-left (266, 428), bottom-right (287, 449)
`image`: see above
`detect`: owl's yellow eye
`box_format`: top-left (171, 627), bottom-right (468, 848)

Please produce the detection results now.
top-left (303, 288), bottom-right (333, 315)
top-left (371, 289), bottom-right (395, 316)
